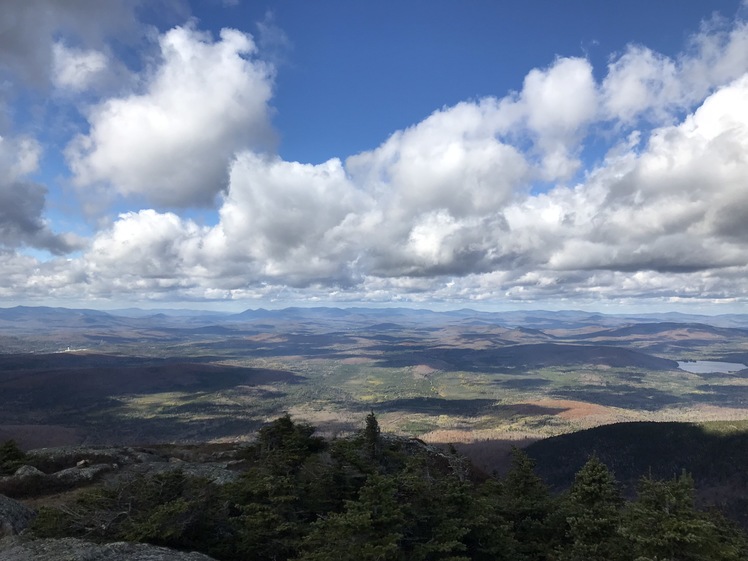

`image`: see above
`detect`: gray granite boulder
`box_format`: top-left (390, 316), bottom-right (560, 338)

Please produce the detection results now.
top-left (26, 447), bottom-right (158, 471)
top-left (0, 495), bottom-right (35, 536)
top-left (128, 461), bottom-right (240, 485)
top-left (13, 466), bottom-right (44, 479)
top-left (52, 464), bottom-right (114, 485)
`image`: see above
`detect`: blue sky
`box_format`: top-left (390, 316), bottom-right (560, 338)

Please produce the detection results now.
top-left (223, 0), bottom-right (745, 163)
top-left (1, 0), bottom-right (748, 312)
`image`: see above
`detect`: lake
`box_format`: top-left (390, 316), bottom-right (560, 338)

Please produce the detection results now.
top-left (677, 360), bottom-right (747, 374)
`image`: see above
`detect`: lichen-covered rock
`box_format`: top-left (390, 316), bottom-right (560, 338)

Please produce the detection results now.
top-left (13, 466), bottom-right (44, 479)
top-left (53, 464), bottom-right (113, 485)
top-left (129, 461), bottom-right (239, 485)
top-left (0, 537), bottom-right (219, 560)
top-left (0, 494), bottom-right (35, 536)
top-left (26, 447), bottom-right (159, 472)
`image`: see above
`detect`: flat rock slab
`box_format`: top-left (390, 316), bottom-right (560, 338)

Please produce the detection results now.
top-left (0, 537), bottom-right (218, 561)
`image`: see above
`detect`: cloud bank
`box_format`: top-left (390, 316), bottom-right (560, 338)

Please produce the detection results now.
top-left (1, 6), bottom-right (748, 309)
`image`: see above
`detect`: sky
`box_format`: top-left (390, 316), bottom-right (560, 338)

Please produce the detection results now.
top-left (1, 0), bottom-right (748, 313)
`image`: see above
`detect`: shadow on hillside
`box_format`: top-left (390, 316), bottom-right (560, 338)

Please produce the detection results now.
top-left (437, 437), bottom-right (540, 477)
top-left (552, 384), bottom-right (683, 410)
top-left (523, 421), bottom-right (748, 529)
top-left (495, 378), bottom-right (552, 389)
top-left (49, 395), bottom-right (290, 446)
top-left (199, 332), bottom-right (359, 359)
top-left (0, 352), bottom-right (311, 447)
top-left (0, 402), bottom-right (273, 449)
top-left (370, 343), bottom-right (676, 373)
top-left (690, 384), bottom-right (748, 407)
top-left (374, 397), bottom-right (566, 418)
top-left (0, 354), bottom-right (305, 414)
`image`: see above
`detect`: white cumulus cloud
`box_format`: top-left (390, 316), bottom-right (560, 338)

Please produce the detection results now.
top-left (5, 9), bottom-right (748, 309)
top-left (70, 43), bottom-right (748, 305)
top-left (67, 25), bottom-right (276, 207)
top-left (601, 18), bottom-right (748, 123)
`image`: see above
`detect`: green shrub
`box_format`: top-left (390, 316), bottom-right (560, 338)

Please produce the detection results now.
top-left (0, 439), bottom-right (26, 475)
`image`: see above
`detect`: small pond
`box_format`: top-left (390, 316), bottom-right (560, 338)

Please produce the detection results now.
top-left (677, 360), bottom-right (747, 374)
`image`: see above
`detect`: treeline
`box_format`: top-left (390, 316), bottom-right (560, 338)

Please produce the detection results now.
top-left (25, 414), bottom-right (748, 561)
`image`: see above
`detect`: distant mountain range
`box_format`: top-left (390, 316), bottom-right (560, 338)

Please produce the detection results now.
top-left (3, 305), bottom-right (748, 331)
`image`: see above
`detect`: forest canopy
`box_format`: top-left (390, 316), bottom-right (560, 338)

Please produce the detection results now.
top-left (26, 415), bottom-right (748, 561)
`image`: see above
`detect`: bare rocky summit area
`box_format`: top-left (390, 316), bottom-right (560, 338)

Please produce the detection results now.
top-left (0, 537), bottom-right (218, 561)
top-left (0, 443), bottom-right (243, 560)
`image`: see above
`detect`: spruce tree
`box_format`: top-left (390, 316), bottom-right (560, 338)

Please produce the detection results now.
top-left (363, 410), bottom-right (381, 460)
top-left (621, 472), bottom-right (737, 561)
top-left (0, 439), bottom-right (26, 475)
top-left (231, 469), bottom-right (306, 561)
top-left (398, 462), bottom-right (471, 561)
top-left (247, 414), bottom-right (325, 474)
top-left (562, 455), bottom-right (626, 561)
top-left (297, 474), bottom-right (405, 561)
top-left (498, 448), bottom-right (558, 560)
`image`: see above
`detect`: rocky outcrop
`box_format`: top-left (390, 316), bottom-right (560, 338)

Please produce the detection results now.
top-left (0, 495), bottom-right (35, 537)
top-left (0, 537), bottom-right (219, 560)
top-left (13, 466), bottom-right (43, 479)
top-left (128, 460), bottom-right (239, 485)
top-left (24, 446), bottom-right (239, 484)
top-left (0, 462), bottom-right (116, 499)
top-left (52, 463), bottom-right (115, 485)
top-left (25, 446), bottom-right (157, 471)
top-left (0, 445), bottom-right (241, 502)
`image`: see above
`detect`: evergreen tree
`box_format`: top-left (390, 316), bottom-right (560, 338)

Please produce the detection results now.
top-left (498, 448), bottom-right (559, 561)
top-left (0, 439), bottom-right (26, 475)
top-left (466, 480), bottom-right (519, 561)
top-left (402, 471), bottom-right (517, 561)
top-left (297, 474), bottom-right (405, 561)
top-left (244, 414), bottom-right (325, 474)
top-left (363, 410), bottom-right (381, 460)
top-left (397, 459), bottom-right (471, 561)
top-left (230, 469), bottom-right (307, 561)
top-left (561, 455), bottom-right (627, 561)
top-left (621, 472), bottom-right (738, 561)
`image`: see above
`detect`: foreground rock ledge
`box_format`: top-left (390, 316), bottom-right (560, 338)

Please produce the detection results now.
top-left (0, 495), bottom-right (35, 537)
top-left (0, 537), bottom-right (218, 561)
